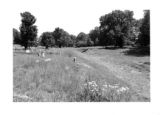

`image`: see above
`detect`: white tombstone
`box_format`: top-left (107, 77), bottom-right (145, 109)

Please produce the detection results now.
top-left (42, 52), bottom-right (45, 57)
top-left (26, 49), bottom-right (30, 53)
top-left (44, 58), bottom-right (51, 62)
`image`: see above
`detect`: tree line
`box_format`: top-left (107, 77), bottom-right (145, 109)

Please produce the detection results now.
top-left (13, 10), bottom-right (150, 49)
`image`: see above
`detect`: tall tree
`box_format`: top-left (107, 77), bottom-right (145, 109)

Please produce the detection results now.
top-left (76, 32), bottom-right (93, 47)
top-left (70, 34), bottom-right (76, 47)
top-left (13, 28), bottom-right (21, 44)
top-left (40, 32), bottom-right (55, 49)
top-left (99, 10), bottom-right (134, 47)
top-left (52, 27), bottom-right (68, 47)
top-left (89, 27), bottom-right (100, 46)
top-left (137, 10), bottom-right (150, 46)
top-left (19, 12), bottom-right (38, 50)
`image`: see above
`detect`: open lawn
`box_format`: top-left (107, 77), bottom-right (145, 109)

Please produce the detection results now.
top-left (13, 46), bottom-right (150, 102)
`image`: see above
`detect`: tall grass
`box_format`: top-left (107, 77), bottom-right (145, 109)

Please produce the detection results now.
top-left (13, 48), bottom-right (141, 102)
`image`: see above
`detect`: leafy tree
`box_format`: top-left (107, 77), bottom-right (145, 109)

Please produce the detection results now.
top-left (70, 34), bottom-right (76, 47)
top-left (19, 11), bottom-right (38, 50)
top-left (40, 32), bottom-right (55, 49)
top-left (63, 35), bottom-right (75, 47)
top-left (125, 19), bottom-right (142, 45)
top-left (137, 10), bottom-right (150, 46)
top-left (99, 10), bottom-right (134, 47)
top-left (13, 28), bottom-right (21, 44)
top-left (87, 37), bottom-right (94, 46)
top-left (52, 27), bottom-right (77, 47)
top-left (89, 27), bottom-right (100, 46)
top-left (76, 32), bottom-right (87, 41)
top-left (76, 32), bottom-right (93, 47)
top-left (76, 32), bottom-right (87, 47)
top-left (52, 27), bottom-right (68, 47)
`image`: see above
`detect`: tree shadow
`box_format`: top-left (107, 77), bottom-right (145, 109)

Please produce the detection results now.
top-left (97, 46), bottom-right (128, 50)
top-left (122, 46), bottom-right (150, 57)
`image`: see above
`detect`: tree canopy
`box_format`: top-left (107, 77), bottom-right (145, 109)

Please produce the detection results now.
top-left (19, 11), bottom-right (38, 49)
top-left (137, 10), bottom-right (150, 46)
top-left (52, 27), bottom-right (73, 47)
top-left (89, 27), bottom-right (100, 46)
top-left (40, 32), bottom-right (55, 49)
top-left (14, 10), bottom-right (150, 49)
top-left (76, 32), bottom-right (93, 47)
top-left (99, 10), bottom-right (134, 47)
top-left (13, 28), bottom-right (21, 44)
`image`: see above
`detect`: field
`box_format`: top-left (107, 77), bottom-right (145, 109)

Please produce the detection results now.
top-left (13, 45), bottom-right (150, 102)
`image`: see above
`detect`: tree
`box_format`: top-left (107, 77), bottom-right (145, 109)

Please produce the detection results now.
top-left (19, 12), bottom-right (38, 50)
top-left (40, 32), bottom-right (55, 49)
top-left (70, 34), bottom-right (76, 47)
top-left (76, 32), bottom-right (93, 47)
top-left (52, 27), bottom-right (76, 47)
top-left (52, 27), bottom-right (68, 47)
top-left (137, 10), bottom-right (150, 46)
top-left (87, 37), bottom-right (94, 46)
top-left (76, 32), bottom-right (87, 41)
top-left (63, 35), bottom-right (75, 47)
top-left (99, 10), bottom-right (134, 47)
top-left (13, 28), bottom-right (21, 44)
top-left (125, 19), bottom-right (142, 45)
top-left (89, 27), bottom-right (100, 46)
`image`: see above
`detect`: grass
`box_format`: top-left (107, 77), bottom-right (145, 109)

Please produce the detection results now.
top-left (80, 46), bottom-right (150, 70)
top-left (76, 46), bottom-right (150, 101)
top-left (13, 46), bottom-right (146, 102)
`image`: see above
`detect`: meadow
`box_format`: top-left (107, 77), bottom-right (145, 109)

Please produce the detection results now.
top-left (13, 45), bottom-right (150, 102)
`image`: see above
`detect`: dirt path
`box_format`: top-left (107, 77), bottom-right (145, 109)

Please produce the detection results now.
top-left (74, 50), bottom-right (150, 100)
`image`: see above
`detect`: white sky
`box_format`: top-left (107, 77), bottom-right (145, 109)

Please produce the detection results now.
top-left (11, 0), bottom-right (147, 36)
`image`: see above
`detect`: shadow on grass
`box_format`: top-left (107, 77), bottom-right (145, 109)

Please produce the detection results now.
top-left (122, 46), bottom-right (150, 57)
top-left (97, 46), bottom-right (129, 50)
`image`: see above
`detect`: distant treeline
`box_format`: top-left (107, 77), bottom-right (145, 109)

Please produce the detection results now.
top-left (13, 10), bottom-right (150, 49)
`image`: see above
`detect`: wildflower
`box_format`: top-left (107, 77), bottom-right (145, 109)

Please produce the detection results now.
top-left (44, 58), bottom-right (51, 62)
top-left (103, 84), bottom-right (119, 89)
top-left (117, 87), bottom-right (129, 94)
top-left (86, 81), bottom-right (99, 92)
top-left (108, 84), bottom-right (119, 89)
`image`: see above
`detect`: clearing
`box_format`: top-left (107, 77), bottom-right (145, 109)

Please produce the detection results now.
top-left (13, 46), bottom-right (150, 102)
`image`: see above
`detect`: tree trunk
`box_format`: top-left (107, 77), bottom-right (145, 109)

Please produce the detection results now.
top-left (46, 46), bottom-right (49, 49)
top-left (24, 45), bottom-right (27, 50)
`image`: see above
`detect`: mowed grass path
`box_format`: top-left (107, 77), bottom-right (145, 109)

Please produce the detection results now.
top-left (76, 47), bottom-right (150, 100)
top-left (13, 46), bottom-right (148, 102)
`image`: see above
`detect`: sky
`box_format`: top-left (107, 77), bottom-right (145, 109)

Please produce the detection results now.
top-left (11, 0), bottom-right (146, 36)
